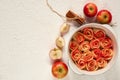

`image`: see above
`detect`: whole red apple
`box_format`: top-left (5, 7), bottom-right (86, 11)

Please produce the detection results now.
top-left (83, 3), bottom-right (98, 17)
top-left (52, 61), bottom-right (68, 79)
top-left (97, 10), bottom-right (112, 24)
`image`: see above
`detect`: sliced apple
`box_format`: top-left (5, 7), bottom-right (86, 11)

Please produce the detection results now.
top-left (49, 48), bottom-right (63, 60)
top-left (60, 23), bottom-right (70, 36)
top-left (56, 36), bottom-right (65, 49)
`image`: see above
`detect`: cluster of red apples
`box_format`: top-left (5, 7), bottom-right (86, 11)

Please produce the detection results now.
top-left (83, 3), bottom-right (112, 24)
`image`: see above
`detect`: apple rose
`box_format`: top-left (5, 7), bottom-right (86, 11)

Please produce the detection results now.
top-left (79, 41), bottom-right (90, 52)
top-left (73, 32), bottom-right (85, 43)
top-left (100, 37), bottom-right (113, 48)
top-left (83, 51), bottom-right (94, 62)
top-left (83, 27), bottom-right (94, 40)
top-left (86, 60), bottom-right (98, 71)
top-left (90, 39), bottom-right (100, 49)
top-left (69, 41), bottom-right (78, 51)
top-left (102, 48), bottom-right (113, 60)
top-left (71, 48), bottom-right (81, 61)
top-left (97, 58), bottom-right (107, 68)
top-left (77, 59), bottom-right (86, 70)
top-left (92, 48), bottom-right (102, 59)
top-left (94, 29), bottom-right (105, 39)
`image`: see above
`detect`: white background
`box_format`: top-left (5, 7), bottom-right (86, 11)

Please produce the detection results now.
top-left (0, 0), bottom-right (120, 80)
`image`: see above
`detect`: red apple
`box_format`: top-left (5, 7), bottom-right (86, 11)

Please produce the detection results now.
top-left (52, 61), bottom-right (68, 79)
top-left (97, 10), bottom-right (112, 24)
top-left (83, 3), bottom-right (98, 17)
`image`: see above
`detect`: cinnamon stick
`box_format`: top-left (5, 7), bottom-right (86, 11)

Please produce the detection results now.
top-left (66, 10), bottom-right (85, 25)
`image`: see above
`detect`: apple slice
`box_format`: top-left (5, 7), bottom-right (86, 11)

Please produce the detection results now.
top-left (52, 61), bottom-right (68, 79)
top-left (49, 48), bottom-right (62, 60)
top-left (60, 23), bottom-right (70, 36)
top-left (56, 36), bottom-right (65, 49)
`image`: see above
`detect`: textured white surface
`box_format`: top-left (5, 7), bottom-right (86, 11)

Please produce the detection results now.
top-left (0, 0), bottom-right (120, 80)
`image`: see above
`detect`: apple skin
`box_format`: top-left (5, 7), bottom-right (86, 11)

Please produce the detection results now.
top-left (83, 3), bottom-right (98, 17)
top-left (97, 10), bottom-right (112, 24)
top-left (52, 61), bottom-right (68, 79)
